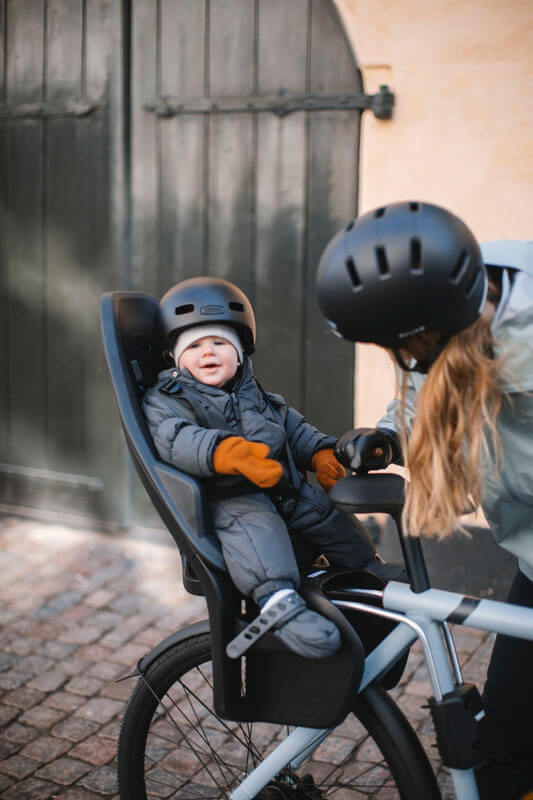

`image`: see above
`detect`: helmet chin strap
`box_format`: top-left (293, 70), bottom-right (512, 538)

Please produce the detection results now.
top-left (392, 333), bottom-right (451, 375)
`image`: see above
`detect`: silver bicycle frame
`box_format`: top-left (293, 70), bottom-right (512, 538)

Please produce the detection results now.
top-left (229, 581), bottom-right (533, 800)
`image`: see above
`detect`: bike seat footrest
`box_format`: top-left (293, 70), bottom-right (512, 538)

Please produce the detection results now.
top-left (226, 594), bottom-right (305, 659)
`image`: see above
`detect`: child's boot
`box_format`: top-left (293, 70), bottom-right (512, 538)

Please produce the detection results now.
top-left (258, 589), bottom-right (341, 659)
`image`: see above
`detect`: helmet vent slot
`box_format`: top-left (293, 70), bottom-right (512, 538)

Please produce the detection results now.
top-left (450, 250), bottom-right (470, 284)
top-left (229, 301), bottom-right (245, 312)
top-left (175, 304), bottom-right (194, 315)
top-left (374, 207), bottom-right (386, 218)
top-left (408, 202), bottom-right (419, 212)
top-left (375, 246), bottom-right (390, 277)
top-left (465, 267), bottom-right (482, 297)
top-left (345, 220), bottom-right (354, 232)
top-left (345, 256), bottom-right (362, 290)
top-left (410, 238), bottom-right (422, 273)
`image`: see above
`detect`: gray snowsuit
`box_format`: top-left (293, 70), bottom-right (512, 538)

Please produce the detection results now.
top-left (142, 357), bottom-right (375, 603)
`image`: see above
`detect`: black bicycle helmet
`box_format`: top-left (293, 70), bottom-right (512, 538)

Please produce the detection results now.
top-left (316, 201), bottom-right (487, 350)
top-left (159, 276), bottom-right (256, 355)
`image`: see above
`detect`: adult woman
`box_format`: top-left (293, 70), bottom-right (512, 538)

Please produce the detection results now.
top-left (316, 200), bottom-right (533, 800)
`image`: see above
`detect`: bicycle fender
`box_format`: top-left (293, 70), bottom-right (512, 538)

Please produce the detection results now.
top-left (135, 619), bottom-right (210, 676)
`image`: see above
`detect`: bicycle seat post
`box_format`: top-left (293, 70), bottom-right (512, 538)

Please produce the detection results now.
top-left (390, 510), bottom-right (430, 593)
top-left (329, 473), bottom-right (431, 593)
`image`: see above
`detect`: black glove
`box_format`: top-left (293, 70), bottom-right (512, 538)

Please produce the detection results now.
top-left (335, 427), bottom-right (402, 473)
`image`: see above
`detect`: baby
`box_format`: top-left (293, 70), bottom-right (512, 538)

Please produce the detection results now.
top-left (143, 276), bottom-right (386, 658)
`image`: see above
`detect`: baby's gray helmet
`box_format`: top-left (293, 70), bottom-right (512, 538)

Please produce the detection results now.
top-left (159, 276), bottom-right (256, 354)
top-left (316, 201), bottom-right (487, 349)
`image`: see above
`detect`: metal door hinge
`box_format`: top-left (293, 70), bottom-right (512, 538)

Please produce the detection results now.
top-left (0, 98), bottom-right (100, 120)
top-left (145, 85), bottom-right (394, 120)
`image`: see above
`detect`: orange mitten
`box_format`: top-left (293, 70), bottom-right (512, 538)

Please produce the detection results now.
top-left (213, 436), bottom-right (283, 489)
top-left (311, 448), bottom-right (346, 492)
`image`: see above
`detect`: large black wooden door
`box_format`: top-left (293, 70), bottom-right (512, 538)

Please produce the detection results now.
top-left (130, 0), bottom-right (362, 522)
top-left (0, 0), bottom-right (364, 527)
top-left (0, 0), bottom-right (126, 523)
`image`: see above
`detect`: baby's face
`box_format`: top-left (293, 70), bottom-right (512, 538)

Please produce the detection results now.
top-left (177, 335), bottom-right (239, 387)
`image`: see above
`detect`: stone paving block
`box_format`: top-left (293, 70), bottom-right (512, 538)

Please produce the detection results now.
top-left (84, 661), bottom-right (124, 682)
top-left (0, 753), bottom-right (38, 779)
top-left (108, 594), bottom-right (144, 614)
top-left (105, 642), bottom-right (149, 666)
top-left (2, 776), bottom-right (57, 799)
top-left (78, 764), bottom-right (118, 795)
top-left (83, 589), bottom-right (118, 609)
top-left (44, 691), bottom-right (86, 713)
top-left (51, 718), bottom-right (100, 743)
top-left (74, 698), bottom-right (123, 726)
top-left (0, 738), bottom-right (21, 759)
top-left (85, 611), bottom-right (124, 630)
top-left (28, 621), bottom-right (63, 641)
top-left (27, 669), bottom-right (70, 693)
top-left (97, 628), bottom-right (134, 649)
top-left (75, 645), bottom-right (116, 664)
top-left (3, 722), bottom-right (40, 745)
top-left (97, 719), bottom-right (121, 742)
top-left (58, 626), bottom-right (104, 646)
top-left (98, 679), bottom-right (132, 702)
top-left (35, 756), bottom-right (91, 785)
top-left (57, 787), bottom-right (108, 799)
top-left (0, 653), bottom-right (18, 671)
top-left (65, 676), bottom-right (105, 697)
top-left (39, 641), bottom-right (77, 660)
top-left (69, 735), bottom-right (117, 766)
top-left (134, 625), bottom-right (168, 648)
top-left (32, 591), bottom-right (84, 621)
top-left (57, 606), bottom-right (94, 625)
top-left (0, 610), bottom-right (19, 626)
top-left (0, 705), bottom-right (21, 726)
top-left (0, 670), bottom-right (33, 691)
top-left (17, 655), bottom-right (56, 676)
top-left (22, 734), bottom-right (72, 763)
top-left (3, 636), bottom-right (42, 656)
top-left (53, 656), bottom-right (95, 676)
top-left (0, 772), bottom-right (14, 792)
top-left (20, 706), bottom-right (66, 730)
top-left (403, 677), bottom-right (432, 698)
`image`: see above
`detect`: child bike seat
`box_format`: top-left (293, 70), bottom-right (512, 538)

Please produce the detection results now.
top-left (100, 291), bottom-right (404, 727)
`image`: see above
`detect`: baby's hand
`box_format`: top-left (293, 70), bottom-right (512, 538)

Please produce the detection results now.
top-left (311, 448), bottom-right (345, 491)
top-left (213, 436), bottom-right (282, 488)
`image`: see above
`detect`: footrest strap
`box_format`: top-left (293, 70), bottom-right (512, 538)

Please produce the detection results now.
top-left (226, 593), bottom-right (305, 659)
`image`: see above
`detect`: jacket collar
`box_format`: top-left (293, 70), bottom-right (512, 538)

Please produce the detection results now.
top-left (159, 356), bottom-right (255, 395)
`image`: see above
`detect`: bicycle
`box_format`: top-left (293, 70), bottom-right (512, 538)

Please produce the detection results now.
top-left (101, 290), bottom-right (533, 800)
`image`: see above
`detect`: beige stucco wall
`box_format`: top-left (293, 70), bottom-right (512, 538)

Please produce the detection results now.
top-left (333, 0), bottom-right (533, 426)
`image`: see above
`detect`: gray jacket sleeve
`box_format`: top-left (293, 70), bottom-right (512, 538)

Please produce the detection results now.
top-left (284, 405), bottom-right (337, 469)
top-left (377, 370), bottom-right (423, 437)
top-left (142, 388), bottom-right (228, 477)
top-left (263, 391), bottom-right (335, 468)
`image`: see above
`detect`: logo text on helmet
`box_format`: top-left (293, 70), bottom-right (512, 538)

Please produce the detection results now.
top-left (398, 324), bottom-right (426, 339)
top-left (200, 305), bottom-right (225, 315)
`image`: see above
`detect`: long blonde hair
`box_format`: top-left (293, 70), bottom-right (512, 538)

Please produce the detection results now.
top-left (401, 305), bottom-right (503, 538)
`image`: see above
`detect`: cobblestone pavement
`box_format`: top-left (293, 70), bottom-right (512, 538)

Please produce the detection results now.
top-left (0, 514), bottom-right (494, 799)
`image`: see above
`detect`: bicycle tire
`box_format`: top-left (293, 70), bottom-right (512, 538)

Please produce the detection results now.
top-left (118, 631), bottom-right (441, 799)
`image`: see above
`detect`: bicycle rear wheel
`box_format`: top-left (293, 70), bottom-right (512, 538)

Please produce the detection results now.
top-left (118, 631), bottom-right (441, 799)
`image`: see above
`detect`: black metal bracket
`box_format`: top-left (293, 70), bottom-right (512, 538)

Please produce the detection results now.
top-left (145, 85), bottom-right (394, 121)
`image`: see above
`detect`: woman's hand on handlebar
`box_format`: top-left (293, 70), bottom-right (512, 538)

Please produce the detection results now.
top-left (335, 428), bottom-right (401, 473)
